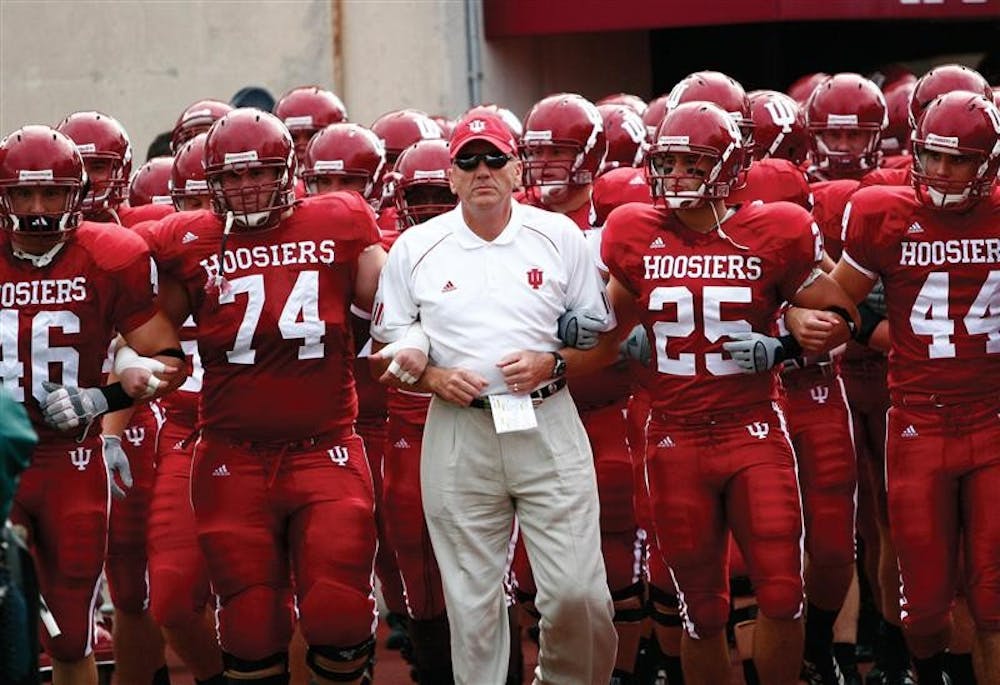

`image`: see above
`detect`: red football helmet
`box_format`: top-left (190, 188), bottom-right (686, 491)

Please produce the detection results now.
top-left (390, 139), bottom-right (457, 229)
top-left (0, 125), bottom-right (86, 237)
top-left (55, 111), bottom-right (132, 214)
top-left (171, 99), bottom-right (233, 153)
top-left (203, 109), bottom-right (296, 230)
top-left (787, 72), bottom-right (829, 104)
top-left (370, 110), bottom-right (443, 165)
top-left (170, 133), bottom-right (210, 211)
top-left (596, 93), bottom-right (648, 117)
top-left (521, 93), bottom-right (607, 189)
top-left (881, 80), bottom-right (917, 156)
top-left (667, 71), bottom-right (754, 163)
top-left (646, 101), bottom-right (745, 209)
top-left (128, 157), bottom-right (174, 207)
top-left (911, 91), bottom-right (1000, 211)
top-left (806, 73), bottom-right (887, 178)
top-left (749, 90), bottom-right (808, 165)
top-left (597, 104), bottom-right (647, 173)
top-left (431, 115), bottom-right (457, 140)
top-left (274, 86), bottom-right (348, 163)
top-left (464, 104), bottom-right (523, 140)
top-left (301, 123), bottom-right (386, 202)
top-left (909, 64), bottom-right (993, 130)
top-left (642, 94), bottom-right (670, 143)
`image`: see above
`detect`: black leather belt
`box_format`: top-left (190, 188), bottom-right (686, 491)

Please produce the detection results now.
top-left (469, 378), bottom-right (566, 409)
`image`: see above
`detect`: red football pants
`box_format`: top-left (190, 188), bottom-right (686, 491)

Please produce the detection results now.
top-left (147, 418), bottom-right (211, 630)
top-left (781, 368), bottom-right (857, 606)
top-left (646, 402), bottom-right (805, 639)
top-left (106, 403), bottom-right (160, 614)
top-left (356, 411), bottom-right (406, 616)
top-left (191, 431), bottom-right (378, 659)
top-left (382, 415), bottom-right (447, 620)
top-left (11, 436), bottom-right (108, 662)
top-left (886, 398), bottom-right (1000, 635)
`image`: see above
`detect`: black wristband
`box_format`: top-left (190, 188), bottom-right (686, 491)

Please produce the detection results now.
top-left (154, 347), bottom-right (186, 361)
top-left (99, 382), bottom-right (135, 412)
top-left (856, 301), bottom-right (886, 345)
top-left (824, 305), bottom-right (858, 339)
top-left (775, 333), bottom-right (803, 365)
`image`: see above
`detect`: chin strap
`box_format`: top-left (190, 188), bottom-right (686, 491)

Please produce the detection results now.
top-left (12, 241), bottom-right (66, 267)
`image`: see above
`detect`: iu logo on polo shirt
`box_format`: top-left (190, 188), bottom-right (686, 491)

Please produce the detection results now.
top-left (527, 268), bottom-right (544, 290)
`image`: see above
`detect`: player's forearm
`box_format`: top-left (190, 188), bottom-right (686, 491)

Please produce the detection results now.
top-left (562, 331), bottom-right (623, 377)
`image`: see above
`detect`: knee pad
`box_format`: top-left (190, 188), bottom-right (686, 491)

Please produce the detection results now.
top-left (298, 580), bottom-right (374, 647)
top-left (150, 571), bottom-right (202, 630)
top-left (307, 637), bottom-right (375, 683)
top-left (966, 585), bottom-right (1000, 632)
top-left (677, 591), bottom-right (728, 639)
top-left (105, 558), bottom-right (149, 614)
top-left (221, 585), bottom-right (294, 659)
top-left (612, 580), bottom-right (646, 625)
top-left (755, 578), bottom-right (804, 622)
top-left (223, 651), bottom-right (288, 684)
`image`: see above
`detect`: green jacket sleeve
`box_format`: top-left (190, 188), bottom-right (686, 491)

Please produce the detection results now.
top-left (0, 389), bottom-right (37, 521)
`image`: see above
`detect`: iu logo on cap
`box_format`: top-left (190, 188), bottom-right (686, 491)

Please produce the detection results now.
top-left (527, 268), bottom-right (544, 290)
top-left (468, 119), bottom-right (486, 133)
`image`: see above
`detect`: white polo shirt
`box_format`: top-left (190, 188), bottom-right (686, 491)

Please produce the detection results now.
top-left (371, 200), bottom-right (615, 396)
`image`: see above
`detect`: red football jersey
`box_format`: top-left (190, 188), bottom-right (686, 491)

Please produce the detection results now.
top-left (592, 167), bottom-right (649, 225)
top-left (729, 158), bottom-right (812, 210)
top-left (859, 166), bottom-right (910, 189)
top-left (843, 185), bottom-right (1000, 400)
top-left (514, 190), bottom-right (596, 230)
top-left (117, 202), bottom-right (175, 228)
top-left (602, 202), bottom-right (823, 415)
top-left (142, 193), bottom-right (380, 440)
top-left (378, 206), bottom-right (398, 233)
top-left (810, 179), bottom-right (860, 261)
top-left (0, 224), bottom-right (158, 442)
top-left (880, 155), bottom-right (913, 171)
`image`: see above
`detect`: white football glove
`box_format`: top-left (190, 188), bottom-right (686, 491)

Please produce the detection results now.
top-left (557, 308), bottom-right (607, 350)
top-left (722, 332), bottom-right (784, 373)
top-left (101, 435), bottom-right (133, 500)
top-left (40, 382), bottom-right (109, 431)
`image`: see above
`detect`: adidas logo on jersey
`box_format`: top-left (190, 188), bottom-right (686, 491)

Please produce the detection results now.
top-left (182, 231), bottom-right (199, 244)
top-left (212, 464), bottom-right (231, 477)
top-left (441, 280), bottom-right (456, 293)
top-left (900, 424), bottom-right (919, 438)
top-left (906, 222), bottom-right (924, 234)
top-left (649, 236), bottom-right (666, 249)
top-left (394, 437), bottom-right (410, 449)
top-left (657, 436), bottom-right (675, 448)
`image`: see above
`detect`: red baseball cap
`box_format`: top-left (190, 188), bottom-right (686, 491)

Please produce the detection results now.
top-left (449, 112), bottom-right (518, 159)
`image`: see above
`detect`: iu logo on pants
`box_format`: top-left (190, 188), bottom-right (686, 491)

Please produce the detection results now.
top-left (69, 447), bottom-right (92, 471)
top-left (746, 422), bottom-right (770, 440)
top-left (810, 385), bottom-right (829, 405)
top-left (328, 446), bottom-right (349, 467)
top-left (124, 427), bottom-right (145, 447)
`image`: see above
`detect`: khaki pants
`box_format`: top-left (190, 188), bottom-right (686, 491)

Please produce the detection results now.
top-left (421, 390), bottom-right (616, 685)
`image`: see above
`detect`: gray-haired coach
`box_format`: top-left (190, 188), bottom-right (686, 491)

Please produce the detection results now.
top-left (370, 111), bottom-right (616, 684)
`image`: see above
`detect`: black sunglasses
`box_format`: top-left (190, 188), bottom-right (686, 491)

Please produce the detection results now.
top-left (453, 152), bottom-right (512, 172)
